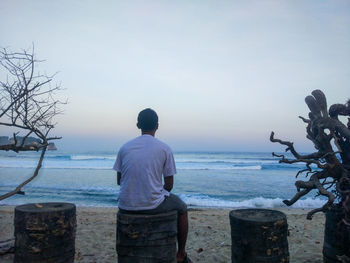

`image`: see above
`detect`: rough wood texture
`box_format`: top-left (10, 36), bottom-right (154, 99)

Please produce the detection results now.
top-left (0, 238), bottom-right (14, 255)
top-left (116, 211), bottom-right (177, 263)
top-left (323, 205), bottom-right (350, 263)
top-left (230, 209), bottom-right (289, 263)
top-left (14, 202), bottom-right (76, 263)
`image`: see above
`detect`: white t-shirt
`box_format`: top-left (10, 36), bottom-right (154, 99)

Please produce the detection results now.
top-left (113, 134), bottom-right (177, 210)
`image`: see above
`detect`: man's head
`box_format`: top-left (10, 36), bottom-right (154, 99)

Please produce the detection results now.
top-left (137, 108), bottom-right (159, 133)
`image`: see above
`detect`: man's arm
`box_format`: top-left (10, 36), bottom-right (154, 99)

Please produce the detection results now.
top-left (117, 172), bottom-right (121, 186)
top-left (164, 176), bottom-right (173, 192)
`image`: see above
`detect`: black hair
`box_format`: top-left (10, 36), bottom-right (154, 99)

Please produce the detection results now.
top-left (137, 108), bottom-right (158, 131)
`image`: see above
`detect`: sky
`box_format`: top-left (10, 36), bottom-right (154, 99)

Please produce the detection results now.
top-left (0, 0), bottom-right (349, 152)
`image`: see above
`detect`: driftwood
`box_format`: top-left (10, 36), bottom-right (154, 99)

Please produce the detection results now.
top-left (271, 90), bottom-right (350, 220)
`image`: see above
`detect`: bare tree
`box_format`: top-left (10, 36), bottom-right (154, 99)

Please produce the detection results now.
top-left (270, 90), bottom-right (350, 220)
top-left (0, 46), bottom-right (65, 201)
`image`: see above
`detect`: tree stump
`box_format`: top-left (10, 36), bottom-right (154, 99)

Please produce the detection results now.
top-left (116, 210), bottom-right (177, 263)
top-left (323, 205), bottom-right (350, 263)
top-left (230, 208), bottom-right (289, 263)
top-left (14, 202), bottom-right (76, 263)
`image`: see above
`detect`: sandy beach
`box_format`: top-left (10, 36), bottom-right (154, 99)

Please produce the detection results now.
top-left (0, 206), bottom-right (325, 263)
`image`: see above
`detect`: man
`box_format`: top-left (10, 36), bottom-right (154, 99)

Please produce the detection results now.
top-left (113, 108), bottom-right (192, 263)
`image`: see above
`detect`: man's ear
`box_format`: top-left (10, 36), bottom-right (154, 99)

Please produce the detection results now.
top-left (155, 123), bottom-right (159, 130)
top-left (137, 123), bottom-right (140, 129)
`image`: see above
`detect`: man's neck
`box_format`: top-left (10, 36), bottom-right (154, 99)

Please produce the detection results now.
top-left (141, 130), bottom-right (156, 137)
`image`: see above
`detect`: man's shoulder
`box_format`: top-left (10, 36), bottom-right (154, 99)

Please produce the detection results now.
top-left (119, 135), bottom-right (173, 153)
top-left (152, 137), bottom-right (173, 152)
top-left (119, 136), bottom-right (140, 151)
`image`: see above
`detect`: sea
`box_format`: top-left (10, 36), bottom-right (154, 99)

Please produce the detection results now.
top-left (0, 151), bottom-right (326, 209)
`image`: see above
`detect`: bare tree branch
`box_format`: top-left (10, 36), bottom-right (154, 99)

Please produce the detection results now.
top-left (0, 146), bottom-right (47, 200)
top-left (0, 45), bottom-right (66, 200)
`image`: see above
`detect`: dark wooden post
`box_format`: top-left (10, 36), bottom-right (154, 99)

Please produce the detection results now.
top-left (116, 210), bottom-right (177, 263)
top-left (323, 205), bottom-right (350, 263)
top-left (14, 202), bottom-right (76, 263)
top-left (230, 208), bottom-right (289, 263)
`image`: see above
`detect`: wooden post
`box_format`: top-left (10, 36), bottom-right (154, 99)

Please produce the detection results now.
top-left (14, 202), bottom-right (76, 263)
top-left (323, 205), bottom-right (350, 263)
top-left (116, 211), bottom-right (177, 263)
top-left (230, 208), bottom-right (289, 263)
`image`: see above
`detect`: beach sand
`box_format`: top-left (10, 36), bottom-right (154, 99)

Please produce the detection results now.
top-left (0, 206), bottom-right (324, 262)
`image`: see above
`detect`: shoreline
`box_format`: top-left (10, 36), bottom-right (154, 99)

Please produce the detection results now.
top-left (0, 206), bottom-right (325, 262)
top-left (0, 202), bottom-right (325, 210)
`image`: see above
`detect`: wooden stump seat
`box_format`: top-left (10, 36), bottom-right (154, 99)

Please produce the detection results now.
top-left (14, 202), bottom-right (76, 263)
top-left (323, 205), bottom-right (350, 263)
top-left (230, 208), bottom-right (289, 263)
top-left (116, 210), bottom-right (178, 263)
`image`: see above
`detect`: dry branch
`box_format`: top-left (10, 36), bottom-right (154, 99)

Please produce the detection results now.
top-left (0, 46), bottom-right (65, 200)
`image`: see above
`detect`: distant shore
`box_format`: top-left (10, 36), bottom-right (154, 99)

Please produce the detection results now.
top-left (0, 206), bottom-right (324, 263)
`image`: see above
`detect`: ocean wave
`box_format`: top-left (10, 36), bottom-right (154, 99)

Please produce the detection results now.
top-left (70, 155), bottom-right (116, 161)
top-left (0, 190), bottom-right (326, 209)
top-left (0, 163), bottom-right (263, 170)
top-left (0, 184), bottom-right (118, 193)
top-left (0, 162), bottom-right (307, 171)
top-left (0, 164), bottom-right (111, 170)
top-left (261, 164), bottom-right (305, 170)
top-left (178, 165), bottom-right (262, 170)
top-left (0, 153), bottom-right (116, 161)
top-left (175, 159), bottom-right (277, 164)
top-left (0, 163), bottom-right (37, 169)
top-left (0, 152), bottom-right (291, 163)
top-left (0, 153), bottom-right (71, 160)
top-left (181, 195), bottom-right (326, 209)
top-left (0, 182), bottom-right (326, 209)
top-left (0, 151), bottom-right (313, 171)
top-left (47, 155), bottom-right (72, 160)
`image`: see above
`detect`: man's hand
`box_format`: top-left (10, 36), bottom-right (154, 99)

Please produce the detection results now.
top-left (164, 176), bottom-right (173, 192)
top-left (117, 172), bottom-right (121, 185)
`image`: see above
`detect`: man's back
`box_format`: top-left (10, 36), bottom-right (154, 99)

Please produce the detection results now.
top-left (114, 108), bottom-right (191, 263)
top-left (114, 134), bottom-right (176, 211)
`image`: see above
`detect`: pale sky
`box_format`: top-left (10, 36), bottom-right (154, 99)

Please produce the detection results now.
top-left (0, 0), bottom-right (349, 152)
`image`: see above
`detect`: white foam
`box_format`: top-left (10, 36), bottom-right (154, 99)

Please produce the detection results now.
top-left (0, 163), bottom-right (111, 170)
top-left (0, 162), bottom-right (263, 170)
top-left (176, 158), bottom-right (276, 164)
top-left (181, 195), bottom-right (326, 209)
top-left (70, 155), bottom-right (116, 160)
top-left (178, 165), bottom-right (262, 170)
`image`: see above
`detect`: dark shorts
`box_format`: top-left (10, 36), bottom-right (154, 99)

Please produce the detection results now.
top-left (119, 193), bottom-right (187, 215)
